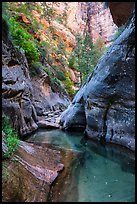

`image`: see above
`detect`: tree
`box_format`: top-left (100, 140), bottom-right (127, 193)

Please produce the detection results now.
top-left (64, 71), bottom-right (74, 98)
top-left (93, 36), bottom-right (106, 65)
top-left (74, 32), bottom-right (106, 86)
top-left (75, 32), bottom-right (95, 85)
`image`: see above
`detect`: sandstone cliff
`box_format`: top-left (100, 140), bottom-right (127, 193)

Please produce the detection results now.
top-left (86, 2), bottom-right (118, 46)
top-left (46, 2), bottom-right (118, 46)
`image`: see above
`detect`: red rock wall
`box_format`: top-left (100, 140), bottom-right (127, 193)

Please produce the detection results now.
top-left (86, 2), bottom-right (118, 46)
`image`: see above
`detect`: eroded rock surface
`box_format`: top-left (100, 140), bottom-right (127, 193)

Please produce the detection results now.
top-left (31, 72), bottom-right (70, 115)
top-left (46, 2), bottom-right (117, 46)
top-left (2, 19), bottom-right (70, 137)
top-left (2, 20), bottom-right (38, 136)
top-left (60, 10), bottom-right (135, 151)
top-left (2, 141), bottom-right (64, 202)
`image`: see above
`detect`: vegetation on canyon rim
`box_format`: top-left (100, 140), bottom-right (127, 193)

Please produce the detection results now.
top-left (2, 2), bottom-right (108, 97)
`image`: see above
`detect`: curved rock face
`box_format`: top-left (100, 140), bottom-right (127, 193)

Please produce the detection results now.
top-left (109, 2), bottom-right (135, 27)
top-left (60, 10), bottom-right (135, 151)
top-left (2, 20), bottom-right (38, 136)
top-left (31, 73), bottom-right (70, 115)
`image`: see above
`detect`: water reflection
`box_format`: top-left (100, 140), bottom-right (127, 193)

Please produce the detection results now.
top-left (26, 129), bottom-right (135, 202)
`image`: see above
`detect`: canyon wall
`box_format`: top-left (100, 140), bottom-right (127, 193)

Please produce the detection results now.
top-left (86, 2), bottom-right (118, 46)
top-left (60, 7), bottom-right (135, 151)
top-left (2, 19), bottom-right (70, 137)
top-left (47, 2), bottom-right (118, 46)
top-left (2, 2), bottom-right (135, 141)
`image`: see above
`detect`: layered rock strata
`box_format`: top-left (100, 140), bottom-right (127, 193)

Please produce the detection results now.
top-left (2, 141), bottom-right (64, 202)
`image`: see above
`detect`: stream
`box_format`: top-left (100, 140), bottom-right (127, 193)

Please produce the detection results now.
top-left (26, 129), bottom-right (135, 202)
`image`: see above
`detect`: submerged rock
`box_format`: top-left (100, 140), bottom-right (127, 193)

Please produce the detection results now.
top-left (60, 9), bottom-right (135, 151)
top-left (48, 148), bottom-right (83, 202)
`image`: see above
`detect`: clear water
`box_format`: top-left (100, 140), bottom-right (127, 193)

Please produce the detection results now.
top-left (26, 129), bottom-right (135, 202)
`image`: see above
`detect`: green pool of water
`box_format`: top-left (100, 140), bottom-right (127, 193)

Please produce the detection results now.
top-left (26, 129), bottom-right (135, 202)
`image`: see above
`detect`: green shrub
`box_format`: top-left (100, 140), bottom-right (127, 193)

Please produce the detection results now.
top-left (43, 66), bottom-right (54, 77)
top-left (2, 2), bottom-right (10, 21)
top-left (38, 42), bottom-right (50, 58)
top-left (56, 70), bottom-right (66, 81)
top-left (50, 77), bottom-right (65, 93)
top-left (68, 54), bottom-right (77, 69)
top-left (2, 116), bottom-right (19, 158)
top-left (63, 71), bottom-right (75, 98)
top-left (74, 33), bottom-right (106, 85)
top-left (30, 62), bottom-right (43, 76)
top-left (56, 39), bottom-right (66, 55)
top-left (9, 17), bottom-right (40, 65)
top-left (31, 61), bottom-right (55, 78)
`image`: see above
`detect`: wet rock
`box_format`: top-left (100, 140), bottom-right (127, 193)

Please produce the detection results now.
top-left (2, 131), bottom-right (8, 158)
top-left (48, 148), bottom-right (82, 202)
top-left (37, 120), bottom-right (60, 129)
top-left (43, 111), bottom-right (51, 116)
top-left (31, 75), bottom-right (70, 114)
top-left (2, 141), bottom-right (64, 202)
top-left (2, 18), bottom-right (70, 137)
top-left (48, 113), bottom-right (54, 117)
top-left (54, 110), bottom-right (61, 114)
top-left (60, 10), bottom-right (135, 151)
top-left (60, 99), bottom-right (86, 131)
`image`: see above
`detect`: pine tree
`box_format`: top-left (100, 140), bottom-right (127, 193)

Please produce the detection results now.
top-left (75, 32), bottom-right (95, 85)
